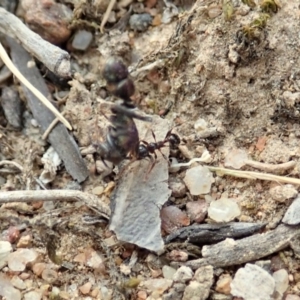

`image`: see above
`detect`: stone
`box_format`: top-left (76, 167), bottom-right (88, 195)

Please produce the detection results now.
top-left (231, 263), bottom-right (275, 300)
top-left (79, 282), bottom-right (92, 295)
top-left (184, 166), bottom-right (214, 195)
top-left (173, 266), bottom-right (193, 283)
top-left (183, 281), bottom-right (209, 300)
top-left (161, 206), bottom-right (190, 234)
top-left (23, 291), bottom-right (42, 300)
top-left (162, 265), bottom-right (177, 280)
top-left (0, 241), bottom-right (12, 269)
top-left (208, 198), bottom-right (241, 222)
top-left (32, 263), bottom-right (46, 276)
top-left (215, 274), bottom-right (232, 295)
top-left (7, 249), bottom-right (39, 272)
top-left (282, 194), bottom-right (300, 225)
top-left (273, 269), bottom-right (289, 299)
top-left (11, 275), bottom-right (26, 290)
top-left (41, 269), bottom-right (58, 283)
top-left (72, 30), bottom-right (93, 51)
top-left (17, 235), bottom-right (32, 248)
top-left (169, 177), bottom-right (186, 198)
top-left (269, 185), bottom-right (297, 203)
top-left (129, 14), bottom-right (152, 32)
top-left (186, 200), bottom-right (209, 223)
top-left (192, 265), bottom-right (214, 300)
top-left (142, 278), bottom-right (173, 295)
top-left (86, 249), bottom-right (104, 269)
top-left (286, 295), bottom-right (300, 300)
top-left (0, 274), bottom-right (21, 300)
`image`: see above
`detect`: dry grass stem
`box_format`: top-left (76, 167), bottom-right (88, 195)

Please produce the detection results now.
top-left (245, 159), bottom-right (296, 173)
top-left (100, 0), bottom-right (116, 33)
top-left (0, 43), bottom-right (72, 130)
top-left (0, 190), bottom-right (110, 219)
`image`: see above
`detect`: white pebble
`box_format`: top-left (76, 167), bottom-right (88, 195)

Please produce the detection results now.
top-left (273, 269), bottom-right (289, 298)
top-left (0, 241), bottom-right (12, 269)
top-left (231, 264), bottom-right (275, 300)
top-left (183, 166), bottom-right (213, 195)
top-left (208, 198), bottom-right (241, 222)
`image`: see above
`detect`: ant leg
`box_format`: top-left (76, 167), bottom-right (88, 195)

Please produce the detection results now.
top-left (143, 154), bottom-right (156, 181)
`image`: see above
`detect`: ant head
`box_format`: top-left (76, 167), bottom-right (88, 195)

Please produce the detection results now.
top-left (103, 57), bottom-right (128, 84)
top-left (169, 133), bottom-right (181, 149)
top-left (137, 144), bottom-right (149, 159)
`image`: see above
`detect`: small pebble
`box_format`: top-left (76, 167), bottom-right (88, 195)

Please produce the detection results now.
top-left (7, 249), bottom-right (39, 272)
top-left (79, 282), bottom-right (92, 295)
top-left (1, 87), bottom-right (23, 128)
top-left (173, 266), bottom-right (193, 283)
top-left (224, 148), bottom-right (247, 169)
top-left (0, 241), bottom-right (12, 268)
top-left (141, 278), bottom-right (173, 295)
top-left (41, 269), bottom-right (58, 283)
top-left (282, 194), bottom-right (300, 225)
top-left (162, 265), bottom-right (177, 280)
top-left (72, 30), bottom-right (93, 51)
top-left (273, 269), bottom-right (289, 298)
top-left (231, 264), bottom-right (275, 300)
top-left (161, 206), bottom-right (190, 234)
top-left (167, 250), bottom-right (188, 262)
top-left (17, 235), bottom-right (32, 248)
top-left (2, 226), bottom-right (20, 243)
top-left (129, 13), bottom-right (152, 31)
top-left (22, 0), bottom-right (72, 45)
top-left (23, 291), bottom-right (42, 300)
top-left (86, 249), bottom-right (105, 269)
top-left (183, 281), bottom-right (205, 300)
top-left (186, 200), bottom-right (208, 223)
top-left (269, 184), bottom-right (297, 203)
top-left (286, 295), bottom-right (300, 300)
top-left (194, 118), bottom-right (208, 132)
top-left (0, 275), bottom-right (21, 300)
top-left (184, 166), bottom-right (214, 195)
top-left (32, 262), bottom-right (46, 277)
top-left (11, 275), bottom-right (26, 290)
top-left (282, 91), bottom-right (300, 107)
top-left (215, 274), bottom-right (232, 295)
top-left (208, 198), bottom-right (241, 222)
top-left (169, 177), bottom-right (186, 198)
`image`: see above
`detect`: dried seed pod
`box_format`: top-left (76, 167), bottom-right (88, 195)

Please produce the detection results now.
top-left (103, 57), bottom-right (128, 83)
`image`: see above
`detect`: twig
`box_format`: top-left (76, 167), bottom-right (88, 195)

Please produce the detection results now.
top-left (100, 0), bottom-right (116, 33)
top-left (0, 43), bottom-right (72, 130)
top-left (42, 112), bottom-right (65, 140)
top-left (0, 7), bottom-right (71, 78)
top-left (244, 160), bottom-right (296, 173)
top-left (0, 190), bottom-right (111, 219)
top-left (0, 160), bottom-right (23, 172)
top-left (208, 166), bottom-right (300, 185)
top-left (178, 224), bottom-right (300, 269)
top-left (171, 157), bottom-right (300, 185)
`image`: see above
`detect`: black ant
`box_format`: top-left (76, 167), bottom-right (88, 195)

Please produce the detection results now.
top-left (95, 57), bottom-right (180, 172)
top-left (137, 129), bottom-right (181, 173)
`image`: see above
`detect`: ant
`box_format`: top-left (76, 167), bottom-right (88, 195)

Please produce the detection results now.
top-left (136, 129), bottom-right (181, 173)
top-left (95, 57), bottom-right (180, 173)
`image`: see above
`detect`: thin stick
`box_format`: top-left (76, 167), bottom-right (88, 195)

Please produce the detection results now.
top-left (207, 166), bottom-right (300, 185)
top-left (42, 112), bottom-right (65, 140)
top-left (0, 7), bottom-right (71, 78)
top-left (0, 190), bottom-right (111, 219)
top-left (0, 43), bottom-right (72, 130)
top-left (244, 160), bottom-right (296, 173)
top-left (100, 0), bottom-right (116, 33)
top-left (0, 160), bottom-right (23, 172)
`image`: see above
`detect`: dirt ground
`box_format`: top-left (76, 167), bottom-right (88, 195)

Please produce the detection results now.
top-left (1, 0), bottom-right (300, 299)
